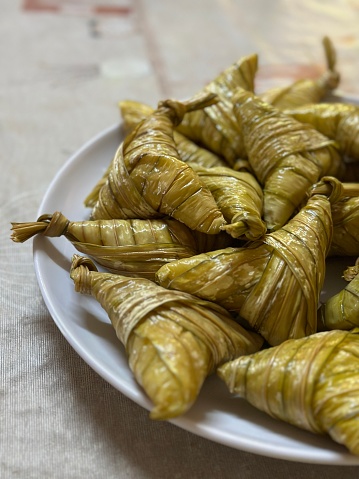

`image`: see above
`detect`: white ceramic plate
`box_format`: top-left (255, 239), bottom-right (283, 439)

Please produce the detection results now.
top-left (33, 114), bottom-right (359, 465)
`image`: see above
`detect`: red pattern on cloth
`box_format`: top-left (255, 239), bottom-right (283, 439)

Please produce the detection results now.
top-left (22, 0), bottom-right (131, 15)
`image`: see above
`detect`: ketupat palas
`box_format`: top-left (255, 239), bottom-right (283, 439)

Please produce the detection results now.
top-left (323, 191), bottom-right (359, 257)
top-left (90, 93), bottom-right (227, 235)
top-left (69, 254), bottom-right (263, 420)
top-left (318, 259), bottom-right (359, 330)
top-left (306, 179), bottom-right (359, 257)
top-left (176, 54), bottom-right (258, 166)
top-left (118, 99), bottom-right (227, 168)
top-left (285, 102), bottom-right (359, 162)
top-left (82, 99), bottom-right (227, 209)
top-left (84, 100), bottom-right (227, 208)
top-left (217, 328), bottom-right (359, 456)
top-left (156, 178), bottom-right (341, 346)
top-left (10, 212), bottom-right (199, 279)
top-left (83, 99), bottom-right (227, 210)
top-left (232, 88), bottom-right (342, 230)
top-left (260, 36), bottom-right (340, 109)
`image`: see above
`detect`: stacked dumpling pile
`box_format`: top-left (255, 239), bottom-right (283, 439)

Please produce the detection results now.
top-left (11, 37), bottom-right (359, 456)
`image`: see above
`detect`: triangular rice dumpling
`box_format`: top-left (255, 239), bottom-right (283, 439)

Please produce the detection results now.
top-left (157, 180), bottom-right (337, 345)
top-left (260, 36), bottom-right (340, 109)
top-left (11, 212), bottom-right (198, 279)
top-left (118, 99), bottom-right (227, 168)
top-left (318, 259), bottom-right (359, 330)
top-left (232, 89), bottom-right (342, 230)
top-left (90, 93), bottom-right (226, 234)
top-left (218, 328), bottom-right (359, 456)
top-left (176, 54), bottom-right (258, 165)
top-left (70, 255), bottom-right (263, 420)
top-left (285, 102), bottom-right (359, 161)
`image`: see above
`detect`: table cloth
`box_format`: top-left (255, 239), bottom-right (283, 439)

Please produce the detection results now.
top-left (2, 1), bottom-right (359, 477)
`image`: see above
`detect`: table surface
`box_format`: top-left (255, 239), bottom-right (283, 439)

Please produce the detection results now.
top-left (2, 1), bottom-right (359, 478)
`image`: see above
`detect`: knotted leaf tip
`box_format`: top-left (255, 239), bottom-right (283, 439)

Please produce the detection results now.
top-left (70, 254), bottom-right (99, 295)
top-left (158, 92), bottom-right (219, 126)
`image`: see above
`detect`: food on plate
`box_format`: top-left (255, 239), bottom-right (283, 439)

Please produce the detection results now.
top-left (232, 88), bottom-right (342, 230)
top-left (217, 328), bottom-right (359, 456)
top-left (84, 98), bottom-right (228, 209)
top-left (285, 102), bottom-right (359, 161)
top-left (69, 254), bottom-right (263, 419)
top-left (260, 36), bottom-right (339, 109)
top-left (190, 163), bottom-right (267, 239)
top-left (119, 99), bottom-right (227, 168)
top-left (156, 178), bottom-right (339, 346)
top-left (10, 36), bottom-right (359, 457)
top-left (308, 180), bottom-right (359, 257)
top-left (11, 211), bottom-right (236, 278)
top-left (318, 258), bottom-right (359, 330)
top-left (11, 212), bottom-right (200, 279)
top-left (314, 187), bottom-right (359, 257)
top-left (90, 93), bottom-right (227, 234)
top-left (175, 53), bottom-right (258, 165)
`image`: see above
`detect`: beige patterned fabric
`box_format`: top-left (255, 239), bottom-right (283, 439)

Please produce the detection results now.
top-left (2, 1), bottom-right (359, 477)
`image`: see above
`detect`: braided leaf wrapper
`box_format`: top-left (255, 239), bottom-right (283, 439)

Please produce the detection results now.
top-left (119, 99), bottom-right (227, 168)
top-left (176, 54), bottom-right (258, 165)
top-left (232, 89), bottom-right (342, 230)
top-left (70, 255), bottom-right (263, 420)
top-left (318, 259), bottom-right (359, 330)
top-left (260, 37), bottom-right (340, 109)
top-left (11, 212), bottom-right (198, 279)
top-left (218, 328), bottom-right (359, 456)
top-left (326, 196), bottom-right (359, 257)
top-left (285, 102), bottom-right (359, 161)
top-left (90, 94), bottom-right (226, 234)
top-left (157, 186), bottom-right (335, 345)
top-left (305, 177), bottom-right (359, 257)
